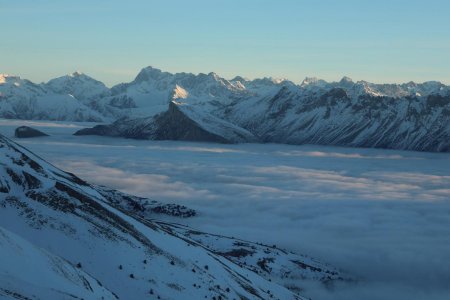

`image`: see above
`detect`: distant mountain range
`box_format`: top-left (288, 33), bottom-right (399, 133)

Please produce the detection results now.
top-left (1, 67), bottom-right (449, 151)
top-left (0, 134), bottom-right (344, 299)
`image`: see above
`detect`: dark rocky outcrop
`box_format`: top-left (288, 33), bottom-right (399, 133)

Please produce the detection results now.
top-left (14, 126), bottom-right (49, 138)
top-left (74, 102), bottom-right (256, 143)
top-left (152, 102), bottom-right (231, 143)
top-left (73, 124), bottom-right (120, 137)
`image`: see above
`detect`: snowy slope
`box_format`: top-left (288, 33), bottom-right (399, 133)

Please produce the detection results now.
top-left (153, 222), bottom-right (344, 294)
top-left (1, 134), bottom-right (351, 299)
top-left (0, 226), bottom-right (117, 300)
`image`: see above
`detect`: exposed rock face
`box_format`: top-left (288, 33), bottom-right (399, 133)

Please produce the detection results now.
top-left (153, 101), bottom-right (232, 143)
top-left (73, 123), bottom-right (120, 137)
top-left (75, 101), bottom-right (257, 143)
top-left (238, 89), bottom-right (450, 152)
top-left (14, 126), bottom-right (49, 138)
top-left (96, 187), bottom-right (196, 218)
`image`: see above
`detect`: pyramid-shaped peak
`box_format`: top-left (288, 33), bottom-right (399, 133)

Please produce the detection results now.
top-left (207, 72), bottom-right (221, 80)
top-left (340, 76), bottom-right (353, 83)
top-left (231, 76), bottom-right (249, 82)
top-left (140, 66), bottom-right (162, 73)
top-left (134, 66), bottom-right (170, 82)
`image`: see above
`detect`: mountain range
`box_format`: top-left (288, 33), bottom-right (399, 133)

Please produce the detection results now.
top-left (1, 68), bottom-right (449, 152)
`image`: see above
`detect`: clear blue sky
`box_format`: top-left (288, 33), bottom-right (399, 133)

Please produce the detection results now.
top-left (2, 0), bottom-right (449, 86)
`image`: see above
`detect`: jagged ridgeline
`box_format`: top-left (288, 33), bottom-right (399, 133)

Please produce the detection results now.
top-left (0, 134), bottom-right (347, 299)
top-left (1, 68), bottom-right (449, 151)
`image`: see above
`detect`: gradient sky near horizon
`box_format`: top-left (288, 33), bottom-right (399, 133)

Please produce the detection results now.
top-left (2, 0), bottom-right (450, 86)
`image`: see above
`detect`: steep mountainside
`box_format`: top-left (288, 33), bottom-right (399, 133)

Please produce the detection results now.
top-left (224, 86), bottom-right (450, 152)
top-left (0, 134), bottom-right (345, 299)
top-left (75, 101), bottom-right (257, 143)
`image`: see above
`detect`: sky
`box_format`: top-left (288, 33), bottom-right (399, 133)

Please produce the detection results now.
top-left (1, 0), bottom-right (450, 86)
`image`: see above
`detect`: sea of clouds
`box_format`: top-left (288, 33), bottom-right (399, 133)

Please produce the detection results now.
top-left (1, 119), bottom-right (449, 300)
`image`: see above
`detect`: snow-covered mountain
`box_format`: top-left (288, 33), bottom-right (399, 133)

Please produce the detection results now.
top-left (46, 71), bottom-right (111, 104)
top-left (92, 66), bottom-right (281, 120)
top-left (75, 68), bottom-right (450, 151)
top-left (2, 68), bottom-right (449, 151)
top-left (222, 85), bottom-right (450, 151)
top-left (0, 134), bottom-right (344, 299)
top-left (0, 74), bottom-right (106, 122)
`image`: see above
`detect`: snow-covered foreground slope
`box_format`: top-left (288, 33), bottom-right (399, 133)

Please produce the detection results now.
top-left (0, 133), bottom-right (350, 299)
top-left (0, 226), bottom-right (117, 300)
top-left (159, 222), bottom-right (343, 294)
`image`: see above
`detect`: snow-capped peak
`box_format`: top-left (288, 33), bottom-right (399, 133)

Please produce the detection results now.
top-left (45, 72), bottom-right (110, 103)
top-left (207, 71), bottom-right (219, 79)
top-left (48, 72), bottom-right (101, 84)
top-left (231, 75), bottom-right (250, 83)
top-left (134, 66), bottom-right (170, 83)
top-left (353, 80), bottom-right (384, 97)
top-left (340, 76), bottom-right (353, 84)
